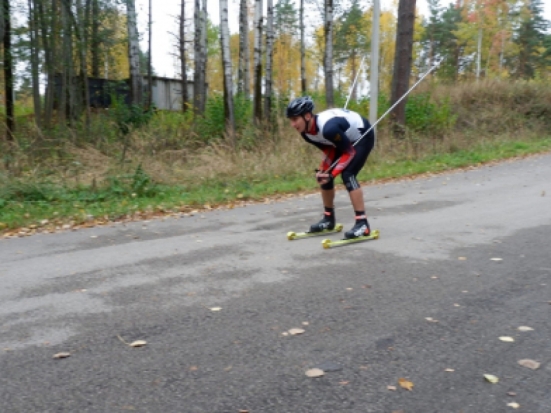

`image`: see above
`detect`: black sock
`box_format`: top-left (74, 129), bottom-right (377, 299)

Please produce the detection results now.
top-left (324, 207), bottom-right (335, 221)
top-left (354, 210), bottom-right (367, 223)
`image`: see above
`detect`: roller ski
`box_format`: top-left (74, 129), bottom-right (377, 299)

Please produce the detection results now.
top-left (322, 220), bottom-right (380, 249)
top-left (287, 215), bottom-right (343, 240)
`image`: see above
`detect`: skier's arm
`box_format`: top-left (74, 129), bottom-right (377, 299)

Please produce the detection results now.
top-left (321, 118), bottom-right (356, 178)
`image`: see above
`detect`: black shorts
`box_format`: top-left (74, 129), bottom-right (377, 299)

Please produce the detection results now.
top-left (322, 119), bottom-right (375, 192)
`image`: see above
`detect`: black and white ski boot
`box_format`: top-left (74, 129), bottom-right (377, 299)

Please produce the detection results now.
top-left (309, 214), bottom-right (336, 233)
top-left (344, 220), bottom-right (371, 239)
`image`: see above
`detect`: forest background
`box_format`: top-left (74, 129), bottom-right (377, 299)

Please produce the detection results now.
top-left (1, 0), bottom-right (551, 235)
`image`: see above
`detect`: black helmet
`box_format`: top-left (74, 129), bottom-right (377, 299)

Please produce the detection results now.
top-left (286, 96), bottom-right (314, 118)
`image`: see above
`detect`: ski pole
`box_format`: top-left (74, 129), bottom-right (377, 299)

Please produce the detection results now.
top-left (324, 58), bottom-right (444, 175)
top-left (344, 56), bottom-right (366, 110)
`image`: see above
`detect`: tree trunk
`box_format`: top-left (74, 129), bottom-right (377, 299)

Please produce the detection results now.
top-left (126, 0), bottom-right (142, 106)
top-left (264, 0), bottom-right (274, 120)
top-left (324, 0), bottom-right (334, 107)
top-left (193, 0), bottom-right (207, 114)
top-left (38, 0), bottom-right (57, 127)
top-left (59, 2), bottom-right (69, 124)
top-left (179, 0), bottom-right (188, 112)
top-left (91, 0), bottom-right (100, 77)
top-left (300, 0), bottom-right (306, 94)
top-left (219, 0), bottom-right (235, 143)
top-left (238, 0), bottom-right (250, 97)
top-left (390, 0), bottom-right (416, 137)
top-left (201, 0), bottom-right (208, 110)
top-left (28, 0), bottom-right (42, 128)
top-left (147, 0), bottom-right (153, 108)
top-left (74, 0), bottom-right (91, 131)
top-left (253, 0), bottom-right (263, 123)
top-left (2, 0), bottom-right (14, 141)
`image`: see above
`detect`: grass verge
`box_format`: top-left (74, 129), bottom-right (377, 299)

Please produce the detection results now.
top-left (2, 136), bottom-right (550, 236)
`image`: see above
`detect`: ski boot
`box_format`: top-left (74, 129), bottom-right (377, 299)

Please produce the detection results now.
top-left (309, 214), bottom-right (336, 233)
top-left (344, 219), bottom-right (371, 239)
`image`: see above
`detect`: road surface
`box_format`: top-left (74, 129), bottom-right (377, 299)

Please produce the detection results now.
top-left (1, 153), bottom-right (550, 412)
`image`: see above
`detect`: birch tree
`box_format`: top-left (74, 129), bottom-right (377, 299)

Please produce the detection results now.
top-left (390, 0), bottom-right (416, 136)
top-left (179, 0), bottom-right (188, 111)
top-left (324, 0), bottom-right (334, 107)
top-left (264, 0), bottom-right (274, 119)
top-left (219, 0), bottom-right (235, 141)
top-left (2, 0), bottom-right (14, 141)
top-left (253, 0), bottom-right (263, 122)
top-left (300, 0), bottom-right (306, 94)
top-left (194, 0), bottom-right (207, 114)
top-left (28, 0), bottom-right (41, 127)
top-left (147, 0), bottom-right (153, 108)
top-left (238, 0), bottom-right (250, 97)
top-left (126, 0), bottom-right (142, 105)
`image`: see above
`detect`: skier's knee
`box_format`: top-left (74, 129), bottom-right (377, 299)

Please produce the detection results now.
top-left (342, 173), bottom-right (361, 192)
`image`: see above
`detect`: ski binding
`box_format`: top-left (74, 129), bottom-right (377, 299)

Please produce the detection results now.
top-left (321, 229), bottom-right (380, 249)
top-left (287, 223), bottom-right (344, 240)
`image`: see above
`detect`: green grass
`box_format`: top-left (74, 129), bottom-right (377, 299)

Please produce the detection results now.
top-left (2, 136), bottom-right (550, 233)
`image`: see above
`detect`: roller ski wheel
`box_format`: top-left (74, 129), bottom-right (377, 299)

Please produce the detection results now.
top-left (322, 229), bottom-right (380, 249)
top-left (287, 223), bottom-right (344, 240)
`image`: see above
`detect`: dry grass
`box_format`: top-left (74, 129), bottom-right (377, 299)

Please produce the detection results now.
top-left (2, 79), bottom-right (551, 188)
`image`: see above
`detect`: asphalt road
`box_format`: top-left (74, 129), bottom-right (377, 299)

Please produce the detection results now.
top-left (1, 154), bottom-right (550, 413)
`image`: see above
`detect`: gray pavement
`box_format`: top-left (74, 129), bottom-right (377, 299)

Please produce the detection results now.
top-left (1, 153), bottom-right (550, 413)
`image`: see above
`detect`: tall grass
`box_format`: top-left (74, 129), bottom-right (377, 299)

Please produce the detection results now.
top-left (1, 80), bottom-right (551, 232)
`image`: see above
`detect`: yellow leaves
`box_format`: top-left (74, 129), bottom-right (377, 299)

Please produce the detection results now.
top-left (499, 336), bottom-right (515, 342)
top-left (484, 374), bottom-right (499, 384)
top-left (507, 402), bottom-right (520, 409)
top-left (398, 378), bottom-right (414, 391)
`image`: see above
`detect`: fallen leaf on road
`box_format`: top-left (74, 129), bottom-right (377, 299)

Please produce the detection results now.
top-left (517, 326), bottom-right (534, 332)
top-left (398, 378), bottom-right (414, 391)
top-left (507, 392), bottom-right (517, 396)
top-left (491, 258), bottom-right (503, 262)
top-left (210, 307), bottom-right (222, 312)
top-left (458, 257), bottom-right (467, 261)
top-left (305, 368), bottom-right (325, 378)
top-left (499, 336), bottom-right (515, 342)
top-left (117, 335), bottom-right (146, 348)
top-left (288, 328), bottom-right (305, 336)
top-left (53, 352), bottom-right (71, 359)
top-left (387, 385), bottom-right (397, 391)
top-left (484, 374), bottom-right (499, 383)
top-left (339, 380), bottom-right (350, 386)
top-left (425, 317), bottom-right (439, 323)
top-left (445, 368), bottom-right (455, 372)
top-left (302, 322), bottom-right (309, 326)
top-left (518, 359), bottom-right (540, 370)
top-left (507, 402), bottom-right (520, 409)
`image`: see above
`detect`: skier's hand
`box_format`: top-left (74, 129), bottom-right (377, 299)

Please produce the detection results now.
top-left (316, 171), bottom-right (332, 185)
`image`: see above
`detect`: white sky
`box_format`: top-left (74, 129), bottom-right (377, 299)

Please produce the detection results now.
top-left (135, 0), bottom-right (551, 78)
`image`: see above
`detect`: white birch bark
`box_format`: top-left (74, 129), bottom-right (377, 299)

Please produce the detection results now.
top-left (220, 0), bottom-right (235, 141)
top-left (324, 0), bottom-right (334, 107)
top-left (238, 0), bottom-right (250, 97)
top-left (263, 0), bottom-right (274, 119)
top-left (179, 0), bottom-right (188, 111)
top-left (253, 0), bottom-right (263, 122)
top-left (300, 0), bottom-right (306, 94)
top-left (126, 0), bottom-right (142, 105)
